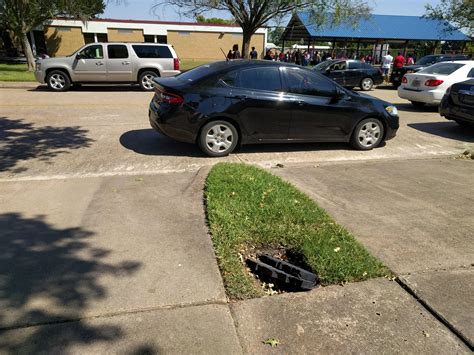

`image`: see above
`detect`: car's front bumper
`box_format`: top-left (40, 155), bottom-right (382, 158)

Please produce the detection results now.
top-left (34, 70), bottom-right (46, 84)
top-left (439, 95), bottom-right (474, 123)
top-left (398, 87), bottom-right (444, 104)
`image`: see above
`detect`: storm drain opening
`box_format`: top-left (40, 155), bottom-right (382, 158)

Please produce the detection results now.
top-left (243, 245), bottom-right (319, 295)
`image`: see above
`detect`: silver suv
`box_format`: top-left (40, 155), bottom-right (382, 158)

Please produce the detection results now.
top-left (35, 42), bottom-right (180, 91)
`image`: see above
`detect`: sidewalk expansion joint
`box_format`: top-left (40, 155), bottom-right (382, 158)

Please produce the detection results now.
top-left (395, 277), bottom-right (473, 351)
top-left (0, 298), bottom-right (229, 332)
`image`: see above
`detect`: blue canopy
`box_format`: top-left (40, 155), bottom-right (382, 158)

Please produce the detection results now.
top-left (284, 12), bottom-right (469, 41)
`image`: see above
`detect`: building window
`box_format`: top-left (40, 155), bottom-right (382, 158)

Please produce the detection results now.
top-left (97, 33), bottom-right (108, 42)
top-left (84, 33), bottom-right (95, 44)
top-left (84, 33), bottom-right (108, 44)
top-left (144, 35), bottom-right (167, 43)
top-left (117, 29), bottom-right (133, 34)
top-left (178, 32), bottom-right (190, 36)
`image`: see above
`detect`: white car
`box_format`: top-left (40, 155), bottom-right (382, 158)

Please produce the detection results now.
top-left (398, 61), bottom-right (474, 107)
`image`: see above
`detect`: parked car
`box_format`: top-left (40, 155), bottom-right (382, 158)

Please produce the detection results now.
top-left (149, 61), bottom-right (399, 157)
top-left (398, 61), bottom-right (474, 107)
top-left (439, 79), bottom-right (474, 127)
top-left (390, 54), bottom-right (469, 87)
top-left (35, 42), bottom-right (181, 91)
top-left (313, 59), bottom-right (383, 91)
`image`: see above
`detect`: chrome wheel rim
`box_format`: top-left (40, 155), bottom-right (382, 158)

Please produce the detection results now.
top-left (49, 73), bottom-right (65, 90)
top-left (141, 74), bottom-right (155, 90)
top-left (358, 121), bottom-right (381, 148)
top-left (362, 78), bottom-right (373, 90)
top-left (205, 124), bottom-right (233, 153)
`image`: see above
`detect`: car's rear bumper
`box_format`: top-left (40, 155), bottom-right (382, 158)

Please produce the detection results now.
top-left (398, 87), bottom-right (444, 104)
top-left (149, 100), bottom-right (196, 143)
top-left (160, 70), bottom-right (181, 77)
top-left (439, 95), bottom-right (474, 123)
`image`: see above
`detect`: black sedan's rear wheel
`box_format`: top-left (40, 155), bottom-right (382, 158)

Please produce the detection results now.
top-left (351, 118), bottom-right (384, 150)
top-left (198, 120), bottom-right (238, 157)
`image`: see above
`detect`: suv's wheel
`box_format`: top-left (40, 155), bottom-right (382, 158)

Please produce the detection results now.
top-left (360, 77), bottom-right (374, 91)
top-left (46, 70), bottom-right (71, 92)
top-left (139, 71), bottom-right (158, 91)
top-left (198, 120), bottom-right (238, 157)
top-left (351, 118), bottom-right (384, 150)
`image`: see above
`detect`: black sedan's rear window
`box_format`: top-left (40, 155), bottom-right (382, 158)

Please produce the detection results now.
top-left (132, 45), bottom-right (172, 58)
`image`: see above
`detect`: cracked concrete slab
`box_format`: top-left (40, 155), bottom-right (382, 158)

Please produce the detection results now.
top-left (0, 170), bottom-right (226, 328)
top-left (0, 303), bottom-right (242, 354)
top-left (231, 278), bottom-right (469, 354)
top-left (399, 268), bottom-right (474, 348)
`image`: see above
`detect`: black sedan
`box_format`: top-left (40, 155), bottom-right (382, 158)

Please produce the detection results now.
top-left (313, 60), bottom-right (383, 91)
top-left (439, 79), bottom-right (474, 127)
top-left (149, 61), bottom-right (399, 157)
top-left (390, 54), bottom-right (469, 87)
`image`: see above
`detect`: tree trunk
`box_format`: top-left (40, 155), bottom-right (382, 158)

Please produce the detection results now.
top-left (241, 30), bottom-right (253, 59)
top-left (21, 32), bottom-right (36, 71)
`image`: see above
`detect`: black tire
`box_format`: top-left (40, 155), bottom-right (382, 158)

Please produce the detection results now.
top-left (411, 101), bottom-right (425, 108)
top-left (198, 120), bottom-right (239, 157)
top-left (351, 118), bottom-right (384, 150)
top-left (360, 77), bottom-right (374, 91)
top-left (46, 70), bottom-right (71, 92)
top-left (139, 70), bottom-right (159, 91)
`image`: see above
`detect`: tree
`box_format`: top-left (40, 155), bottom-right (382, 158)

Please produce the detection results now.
top-left (424, 0), bottom-right (474, 36)
top-left (153, 0), bottom-right (371, 59)
top-left (0, 0), bottom-right (107, 71)
top-left (196, 14), bottom-right (235, 24)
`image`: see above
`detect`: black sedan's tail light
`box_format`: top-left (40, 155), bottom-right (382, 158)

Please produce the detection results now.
top-left (161, 92), bottom-right (184, 104)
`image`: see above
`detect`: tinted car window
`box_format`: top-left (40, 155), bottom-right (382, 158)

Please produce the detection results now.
top-left (79, 45), bottom-right (103, 59)
top-left (362, 63), bottom-right (373, 69)
top-left (235, 67), bottom-right (282, 91)
top-left (220, 71), bottom-right (238, 86)
top-left (348, 61), bottom-right (361, 69)
top-left (285, 68), bottom-right (336, 96)
top-left (419, 63), bottom-right (464, 75)
top-left (330, 61), bottom-right (347, 70)
top-left (132, 45), bottom-right (172, 58)
top-left (416, 55), bottom-right (437, 66)
top-left (108, 45), bottom-right (128, 59)
top-left (468, 68), bottom-right (474, 78)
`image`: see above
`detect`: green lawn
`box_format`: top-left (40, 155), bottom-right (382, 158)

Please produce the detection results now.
top-left (205, 163), bottom-right (390, 300)
top-left (0, 63), bottom-right (35, 81)
top-left (0, 61), bottom-right (208, 82)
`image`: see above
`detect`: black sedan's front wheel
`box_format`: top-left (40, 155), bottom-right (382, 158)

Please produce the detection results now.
top-left (351, 118), bottom-right (384, 150)
top-left (198, 120), bottom-right (238, 157)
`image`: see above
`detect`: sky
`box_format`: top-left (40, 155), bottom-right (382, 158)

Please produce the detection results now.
top-left (102, 0), bottom-right (442, 22)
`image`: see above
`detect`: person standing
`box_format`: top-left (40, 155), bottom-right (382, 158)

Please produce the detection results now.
top-left (407, 54), bottom-right (415, 65)
top-left (394, 52), bottom-right (406, 69)
top-left (232, 44), bottom-right (241, 59)
top-left (381, 51), bottom-right (393, 82)
top-left (250, 46), bottom-right (258, 59)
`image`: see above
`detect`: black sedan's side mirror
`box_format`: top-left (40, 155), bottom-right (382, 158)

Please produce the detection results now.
top-left (325, 67), bottom-right (331, 73)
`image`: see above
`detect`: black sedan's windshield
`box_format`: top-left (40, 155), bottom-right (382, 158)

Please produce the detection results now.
top-left (313, 60), bottom-right (336, 71)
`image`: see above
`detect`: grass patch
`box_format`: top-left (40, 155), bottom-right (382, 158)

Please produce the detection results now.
top-left (180, 59), bottom-right (212, 71)
top-left (205, 163), bottom-right (389, 299)
top-left (0, 63), bottom-right (35, 82)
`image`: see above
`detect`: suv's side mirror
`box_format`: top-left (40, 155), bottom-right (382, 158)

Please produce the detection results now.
top-left (75, 53), bottom-right (83, 60)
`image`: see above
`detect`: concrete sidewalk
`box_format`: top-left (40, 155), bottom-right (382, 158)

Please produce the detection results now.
top-left (273, 158), bottom-right (474, 349)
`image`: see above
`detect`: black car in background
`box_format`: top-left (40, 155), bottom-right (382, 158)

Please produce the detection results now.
top-left (439, 79), bottom-right (474, 127)
top-left (149, 61), bottom-right (399, 157)
top-left (390, 54), bottom-right (469, 87)
top-left (313, 60), bottom-right (383, 91)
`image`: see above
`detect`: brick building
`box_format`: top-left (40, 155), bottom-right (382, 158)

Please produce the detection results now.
top-left (28, 18), bottom-right (267, 61)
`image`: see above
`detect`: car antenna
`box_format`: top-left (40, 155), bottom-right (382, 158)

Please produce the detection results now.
top-left (220, 48), bottom-right (229, 61)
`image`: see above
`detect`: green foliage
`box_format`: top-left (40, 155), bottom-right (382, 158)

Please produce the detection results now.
top-left (195, 14), bottom-right (234, 25)
top-left (424, 0), bottom-right (474, 36)
top-left (205, 163), bottom-right (389, 300)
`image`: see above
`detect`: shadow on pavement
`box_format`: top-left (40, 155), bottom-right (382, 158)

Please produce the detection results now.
top-left (408, 121), bottom-right (474, 142)
top-left (29, 85), bottom-right (144, 92)
top-left (0, 117), bottom-right (93, 172)
top-left (0, 213), bottom-right (142, 353)
top-left (120, 129), bottom-right (373, 157)
top-left (395, 103), bottom-right (440, 113)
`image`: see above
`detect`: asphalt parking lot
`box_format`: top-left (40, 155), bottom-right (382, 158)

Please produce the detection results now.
top-left (0, 83), bottom-right (473, 352)
top-left (0, 83), bottom-right (473, 180)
